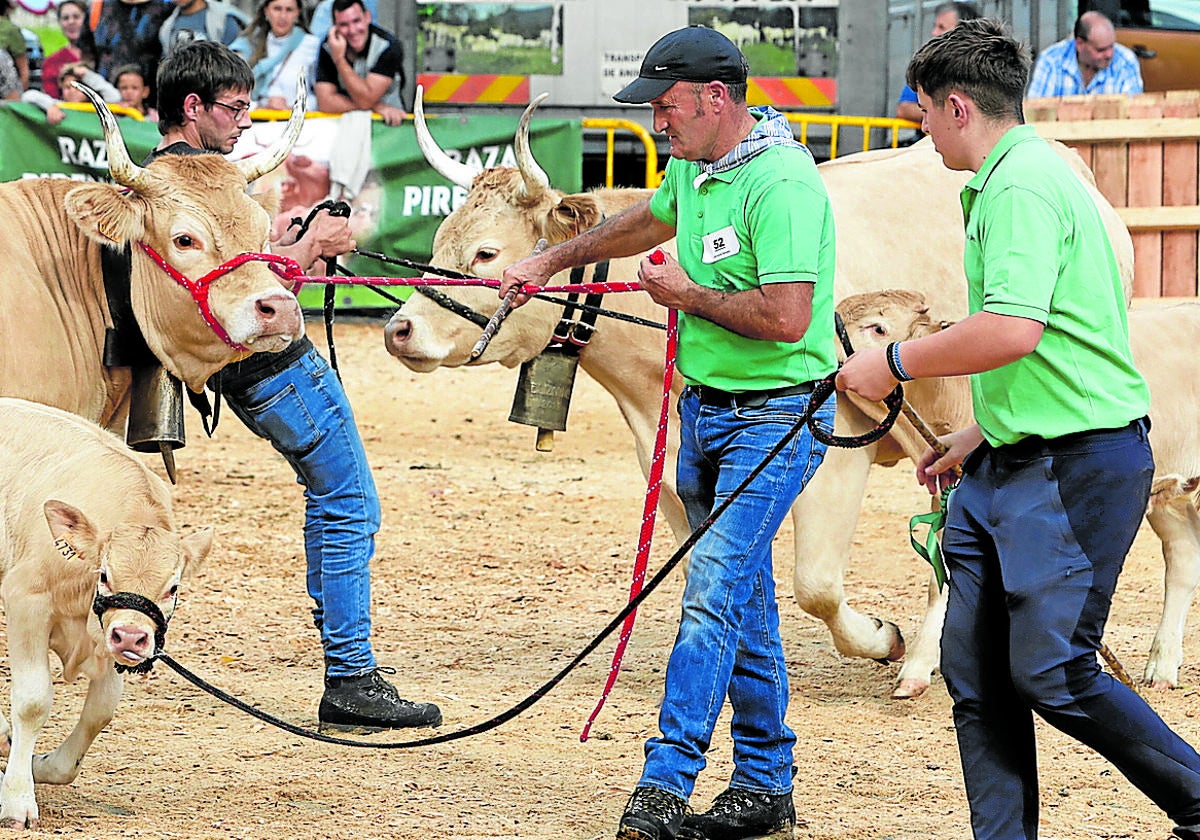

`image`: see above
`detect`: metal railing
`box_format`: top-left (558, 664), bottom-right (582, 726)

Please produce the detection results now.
top-left (785, 113), bottom-right (921, 159)
top-left (581, 114), bottom-right (923, 190)
top-left (581, 117), bottom-right (660, 188)
top-left (69, 102), bottom-right (918, 190)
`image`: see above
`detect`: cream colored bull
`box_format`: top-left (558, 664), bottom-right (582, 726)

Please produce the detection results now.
top-left (838, 290), bottom-right (1200, 692)
top-left (0, 85), bottom-right (307, 431)
top-left (0, 398), bottom-right (212, 830)
top-left (386, 90), bottom-right (1132, 697)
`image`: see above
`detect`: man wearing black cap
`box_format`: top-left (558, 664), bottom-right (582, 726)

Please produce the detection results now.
top-left (501, 25), bottom-right (837, 840)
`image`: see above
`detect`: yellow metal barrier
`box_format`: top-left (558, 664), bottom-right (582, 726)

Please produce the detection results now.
top-left (112, 107), bottom-right (910, 189)
top-left (581, 117), bottom-right (660, 188)
top-left (785, 113), bottom-right (921, 160)
top-left (580, 114), bottom-right (921, 190)
top-left (60, 101), bottom-right (145, 120)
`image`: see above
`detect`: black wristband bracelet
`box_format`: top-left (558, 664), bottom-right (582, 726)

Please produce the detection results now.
top-left (885, 341), bottom-right (904, 381)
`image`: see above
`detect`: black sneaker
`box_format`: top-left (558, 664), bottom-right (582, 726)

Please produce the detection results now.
top-left (678, 787), bottom-right (795, 840)
top-left (616, 786), bottom-right (689, 840)
top-left (317, 668), bottom-right (441, 732)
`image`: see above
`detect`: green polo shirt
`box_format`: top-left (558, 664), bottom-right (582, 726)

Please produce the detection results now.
top-left (648, 140), bottom-right (837, 391)
top-left (962, 124), bottom-right (1149, 446)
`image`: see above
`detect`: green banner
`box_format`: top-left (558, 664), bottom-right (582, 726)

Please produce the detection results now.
top-left (0, 104), bottom-right (582, 310)
top-left (0, 102), bottom-right (161, 178)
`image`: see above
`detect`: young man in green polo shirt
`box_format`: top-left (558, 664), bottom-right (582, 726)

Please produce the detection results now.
top-left (837, 18), bottom-right (1200, 840)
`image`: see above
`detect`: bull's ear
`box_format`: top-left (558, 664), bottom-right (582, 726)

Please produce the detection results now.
top-left (181, 525), bottom-right (214, 574)
top-left (542, 194), bottom-right (601, 244)
top-left (63, 183), bottom-right (147, 246)
top-left (44, 499), bottom-right (101, 559)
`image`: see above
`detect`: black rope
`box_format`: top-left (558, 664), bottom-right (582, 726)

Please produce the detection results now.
top-left (414, 284), bottom-right (490, 327)
top-left (288, 201), bottom-right (353, 377)
top-left (148, 375), bottom-right (901, 748)
top-left (349, 248), bottom-right (668, 331)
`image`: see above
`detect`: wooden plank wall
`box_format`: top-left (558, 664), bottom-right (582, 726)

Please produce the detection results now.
top-left (1026, 92), bottom-right (1200, 298)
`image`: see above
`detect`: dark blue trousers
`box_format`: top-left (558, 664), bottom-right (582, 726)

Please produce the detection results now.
top-left (941, 419), bottom-right (1200, 839)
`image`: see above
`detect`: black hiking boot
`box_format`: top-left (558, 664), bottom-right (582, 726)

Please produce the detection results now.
top-left (677, 787), bottom-right (795, 840)
top-left (616, 786), bottom-right (689, 840)
top-left (318, 667), bottom-right (441, 732)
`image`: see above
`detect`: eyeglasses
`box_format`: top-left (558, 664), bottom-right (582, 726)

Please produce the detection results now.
top-left (208, 99), bottom-right (251, 120)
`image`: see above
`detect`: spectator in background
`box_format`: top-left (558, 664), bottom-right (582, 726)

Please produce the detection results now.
top-left (93, 0), bottom-right (171, 92)
top-left (42, 0), bottom-right (99, 99)
top-left (307, 0), bottom-right (374, 48)
top-left (231, 0), bottom-right (318, 110)
top-left (315, 0), bottom-right (404, 125)
top-left (0, 0), bottom-right (28, 92)
top-left (23, 60), bottom-right (119, 124)
top-left (113, 62), bottom-right (157, 118)
top-left (1026, 10), bottom-right (1143, 98)
top-left (896, 1), bottom-right (980, 124)
top-left (0, 45), bottom-right (19, 100)
top-left (158, 0), bottom-right (247, 58)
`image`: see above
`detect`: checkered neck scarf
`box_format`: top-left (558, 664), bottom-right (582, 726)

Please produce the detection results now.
top-left (692, 106), bottom-right (811, 189)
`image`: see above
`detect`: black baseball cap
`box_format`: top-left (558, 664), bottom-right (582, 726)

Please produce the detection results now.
top-left (613, 26), bottom-right (748, 104)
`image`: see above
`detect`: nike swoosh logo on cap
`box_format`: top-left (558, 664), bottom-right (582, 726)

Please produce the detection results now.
top-left (654, 65), bottom-right (669, 71)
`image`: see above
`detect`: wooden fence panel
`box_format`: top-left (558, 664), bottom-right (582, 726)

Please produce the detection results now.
top-left (1127, 97), bottom-right (1165, 296)
top-left (1162, 94), bottom-right (1199, 297)
top-left (1028, 92), bottom-right (1200, 298)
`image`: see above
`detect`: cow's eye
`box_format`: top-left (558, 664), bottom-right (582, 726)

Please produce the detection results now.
top-left (868, 323), bottom-right (887, 337)
top-left (99, 570), bottom-right (108, 587)
top-left (174, 234), bottom-right (196, 249)
top-left (474, 248), bottom-right (499, 263)
top-left (166, 584), bottom-right (179, 598)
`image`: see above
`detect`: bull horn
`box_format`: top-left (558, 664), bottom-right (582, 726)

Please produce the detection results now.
top-left (414, 84), bottom-right (480, 190)
top-left (236, 75), bottom-right (307, 184)
top-left (515, 92), bottom-right (551, 197)
top-left (76, 81), bottom-right (153, 191)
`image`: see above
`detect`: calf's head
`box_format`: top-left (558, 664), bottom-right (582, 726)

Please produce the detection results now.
top-left (45, 500), bottom-right (212, 670)
top-left (836, 289), bottom-right (953, 356)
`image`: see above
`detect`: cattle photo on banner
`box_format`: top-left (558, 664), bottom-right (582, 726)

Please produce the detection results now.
top-left (0, 107), bottom-right (582, 311)
top-left (233, 112), bottom-right (582, 310)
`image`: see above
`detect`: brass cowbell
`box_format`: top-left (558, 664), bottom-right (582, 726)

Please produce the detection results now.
top-left (126, 364), bottom-right (186, 484)
top-left (508, 346), bottom-right (580, 452)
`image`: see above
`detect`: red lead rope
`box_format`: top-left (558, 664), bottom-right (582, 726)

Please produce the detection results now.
top-left (582, 249), bottom-right (676, 741)
top-left (140, 241), bottom-right (676, 733)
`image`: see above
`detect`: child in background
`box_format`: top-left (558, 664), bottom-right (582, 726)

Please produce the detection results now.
top-left (22, 60), bottom-right (119, 124)
top-left (112, 63), bottom-right (157, 120)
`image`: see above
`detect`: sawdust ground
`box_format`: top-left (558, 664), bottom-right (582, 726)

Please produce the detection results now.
top-left (7, 319), bottom-right (1199, 840)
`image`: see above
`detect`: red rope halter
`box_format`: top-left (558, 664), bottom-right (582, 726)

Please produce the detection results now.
top-left (137, 243), bottom-right (307, 353)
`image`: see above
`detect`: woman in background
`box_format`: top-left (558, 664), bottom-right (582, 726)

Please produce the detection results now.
top-left (231, 0), bottom-right (318, 110)
top-left (42, 0), bottom-right (98, 99)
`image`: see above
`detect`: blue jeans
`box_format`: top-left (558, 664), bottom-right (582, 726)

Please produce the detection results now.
top-left (639, 386), bottom-right (835, 799)
top-left (220, 341), bottom-right (382, 678)
top-left (942, 420), bottom-right (1200, 839)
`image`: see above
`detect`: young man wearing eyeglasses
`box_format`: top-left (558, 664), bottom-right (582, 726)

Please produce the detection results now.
top-left (149, 40), bottom-right (442, 733)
